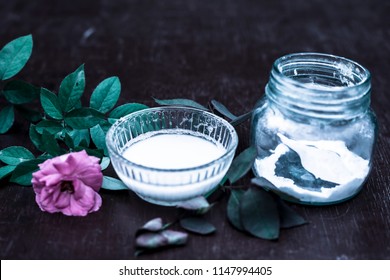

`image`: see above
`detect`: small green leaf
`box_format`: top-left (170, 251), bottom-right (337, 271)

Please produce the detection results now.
top-left (176, 196), bottom-right (210, 211)
top-left (0, 146), bottom-right (35, 165)
top-left (230, 111), bottom-right (253, 126)
top-left (179, 217), bottom-right (216, 235)
top-left (90, 124), bottom-right (107, 155)
top-left (101, 176), bottom-right (128, 190)
top-left (277, 199), bottom-right (307, 229)
top-left (109, 103), bottom-right (149, 119)
top-left (64, 107), bottom-right (105, 129)
top-left (0, 165), bottom-right (17, 180)
top-left (10, 158), bottom-right (44, 186)
top-left (66, 128), bottom-right (90, 147)
top-left (161, 230), bottom-right (188, 246)
top-left (35, 120), bottom-right (63, 135)
top-left (225, 146), bottom-right (256, 184)
top-left (3, 81), bottom-right (39, 104)
top-left (154, 98), bottom-right (208, 111)
top-left (100, 157), bottom-right (110, 170)
top-left (29, 125), bottom-right (44, 152)
top-left (0, 105), bottom-right (14, 134)
top-left (41, 131), bottom-right (63, 156)
top-left (90, 76), bottom-right (121, 113)
top-left (40, 88), bottom-right (63, 120)
top-left (240, 187), bottom-right (280, 240)
top-left (58, 64), bottom-right (85, 112)
top-left (227, 189), bottom-right (245, 231)
top-left (211, 100), bottom-right (237, 120)
top-left (140, 218), bottom-right (164, 232)
top-left (0, 34), bottom-right (33, 80)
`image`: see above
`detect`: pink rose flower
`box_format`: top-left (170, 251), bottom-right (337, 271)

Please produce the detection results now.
top-left (32, 150), bottom-right (103, 216)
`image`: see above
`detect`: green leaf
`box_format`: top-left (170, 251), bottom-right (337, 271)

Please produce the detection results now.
top-left (230, 111), bottom-right (253, 127)
top-left (109, 103), bottom-right (149, 119)
top-left (3, 80), bottom-right (39, 104)
top-left (100, 157), bottom-right (110, 170)
top-left (40, 88), bottom-right (63, 120)
top-left (0, 105), bottom-right (14, 134)
top-left (58, 64), bottom-right (85, 112)
top-left (10, 158), bottom-right (44, 186)
top-left (64, 107), bottom-right (105, 129)
top-left (225, 146), bottom-right (256, 184)
top-left (101, 176), bottom-right (128, 190)
top-left (227, 189), bottom-right (245, 231)
top-left (277, 199), bottom-right (307, 229)
top-left (179, 217), bottom-right (216, 235)
top-left (41, 131), bottom-right (63, 156)
top-left (211, 100), bottom-right (237, 120)
top-left (139, 217), bottom-right (164, 233)
top-left (90, 124), bottom-right (107, 155)
top-left (66, 128), bottom-right (90, 147)
top-left (35, 120), bottom-right (63, 135)
top-left (0, 146), bottom-right (35, 165)
top-left (90, 76), bottom-right (121, 113)
top-left (154, 98), bottom-right (208, 111)
top-left (135, 230), bottom-right (188, 249)
top-left (0, 165), bottom-right (17, 180)
top-left (29, 125), bottom-right (44, 152)
top-left (0, 34), bottom-right (33, 80)
top-left (176, 196), bottom-right (210, 211)
top-left (240, 187), bottom-right (280, 240)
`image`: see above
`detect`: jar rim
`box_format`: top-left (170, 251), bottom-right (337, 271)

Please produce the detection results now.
top-left (272, 52), bottom-right (371, 93)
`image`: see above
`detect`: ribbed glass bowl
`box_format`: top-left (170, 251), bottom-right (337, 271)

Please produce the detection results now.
top-left (106, 106), bottom-right (239, 206)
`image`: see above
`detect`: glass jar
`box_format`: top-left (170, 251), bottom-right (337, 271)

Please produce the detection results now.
top-left (251, 53), bottom-right (377, 205)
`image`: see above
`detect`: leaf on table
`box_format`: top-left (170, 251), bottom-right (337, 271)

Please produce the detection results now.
top-left (230, 111), bottom-right (253, 126)
top-left (0, 34), bottom-right (33, 80)
top-left (140, 217), bottom-right (164, 232)
top-left (108, 103), bottom-right (149, 119)
top-left (64, 107), bottom-right (105, 129)
top-left (90, 76), bottom-right (121, 113)
top-left (3, 80), bottom-right (39, 104)
top-left (101, 176), bottom-right (128, 191)
top-left (240, 187), bottom-right (280, 240)
top-left (58, 64), bottom-right (85, 112)
top-left (179, 217), bottom-right (216, 235)
top-left (66, 128), bottom-right (90, 147)
top-left (0, 105), bottom-right (15, 134)
top-left (176, 196), bottom-right (212, 214)
top-left (40, 88), bottom-right (63, 120)
top-left (10, 158), bottom-right (45, 186)
top-left (211, 100), bottom-right (237, 120)
top-left (227, 189), bottom-right (245, 231)
top-left (225, 146), bottom-right (256, 184)
top-left (154, 98), bottom-right (209, 111)
top-left (276, 198), bottom-right (307, 229)
top-left (0, 165), bottom-right (17, 180)
top-left (135, 230), bottom-right (188, 249)
top-left (0, 146), bottom-right (35, 165)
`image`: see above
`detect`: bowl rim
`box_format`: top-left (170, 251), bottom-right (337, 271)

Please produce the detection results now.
top-left (105, 106), bottom-right (239, 172)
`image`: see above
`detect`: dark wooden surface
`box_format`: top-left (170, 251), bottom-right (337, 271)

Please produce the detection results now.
top-left (0, 0), bottom-right (389, 260)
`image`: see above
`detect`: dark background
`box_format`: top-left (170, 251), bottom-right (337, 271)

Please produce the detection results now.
top-left (0, 0), bottom-right (389, 259)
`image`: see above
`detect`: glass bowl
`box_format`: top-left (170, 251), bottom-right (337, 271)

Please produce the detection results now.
top-left (106, 106), bottom-right (239, 206)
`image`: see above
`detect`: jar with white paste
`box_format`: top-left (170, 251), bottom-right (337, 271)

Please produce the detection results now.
top-left (251, 53), bottom-right (377, 205)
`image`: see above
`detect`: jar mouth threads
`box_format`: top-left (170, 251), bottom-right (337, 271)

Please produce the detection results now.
top-left (266, 53), bottom-right (371, 120)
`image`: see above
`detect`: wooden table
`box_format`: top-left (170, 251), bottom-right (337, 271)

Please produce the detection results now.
top-left (1, 0), bottom-right (389, 259)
